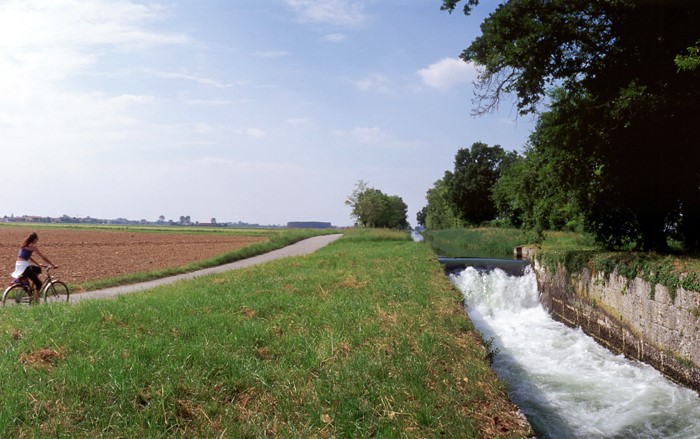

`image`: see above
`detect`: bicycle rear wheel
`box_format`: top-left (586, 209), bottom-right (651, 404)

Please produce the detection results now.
top-left (2, 284), bottom-right (32, 306)
top-left (42, 281), bottom-right (70, 303)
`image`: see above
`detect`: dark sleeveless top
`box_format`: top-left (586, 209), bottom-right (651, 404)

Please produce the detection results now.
top-left (18, 247), bottom-right (33, 260)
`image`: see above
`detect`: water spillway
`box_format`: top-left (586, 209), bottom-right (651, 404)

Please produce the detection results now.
top-left (450, 266), bottom-right (700, 438)
top-left (437, 256), bottom-right (530, 276)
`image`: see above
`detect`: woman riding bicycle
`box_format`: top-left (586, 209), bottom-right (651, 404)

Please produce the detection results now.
top-left (11, 232), bottom-right (57, 303)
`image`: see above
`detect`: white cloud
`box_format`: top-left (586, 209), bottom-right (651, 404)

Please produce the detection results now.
top-left (0, 0), bottom-right (190, 162)
top-left (417, 57), bottom-right (478, 91)
top-left (0, 0), bottom-right (187, 50)
top-left (235, 127), bottom-right (267, 139)
top-left (195, 123), bottom-right (217, 136)
top-left (284, 0), bottom-right (368, 27)
top-left (0, 0), bottom-right (187, 91)
top-left (148, 70), bottom-right (233, 88)
top-left (353, 74), bottom-right (390, 93)
top-left (193, 157), bottom-right (303, 174)
top-left (334, 127), bottom-right (419, 150)
top-left (323, 33), bottom-right (347, 42)
top-left (0, 113), bottom-right (12, 128)
top-left (254, 50), bottom-right (292, 58)
top-left (184, 98), bottom-right (236, 106)
top-left (0, 0), bottom-right (188, 108)
top-left (285, 117), bottom-right (312, 127)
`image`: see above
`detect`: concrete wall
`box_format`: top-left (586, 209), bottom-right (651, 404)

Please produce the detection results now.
top-left (531, 255), bottom-right (700, 392)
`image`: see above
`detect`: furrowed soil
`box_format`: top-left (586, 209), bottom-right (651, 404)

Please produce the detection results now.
top-left (0, 227), bottom-right (266, 290)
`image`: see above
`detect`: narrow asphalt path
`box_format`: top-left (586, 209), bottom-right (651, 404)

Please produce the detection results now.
top-left (70, 234), bottom-right (343, 303)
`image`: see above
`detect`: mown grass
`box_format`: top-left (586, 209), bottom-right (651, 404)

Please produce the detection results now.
top-left (0, 229), bottom-right (530, 438)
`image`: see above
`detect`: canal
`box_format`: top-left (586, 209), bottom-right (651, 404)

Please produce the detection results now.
top-left (450, 266), bottom-right (700, 438)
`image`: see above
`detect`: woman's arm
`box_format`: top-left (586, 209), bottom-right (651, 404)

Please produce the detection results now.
top-left (32, 248), bottom-right (56, 268)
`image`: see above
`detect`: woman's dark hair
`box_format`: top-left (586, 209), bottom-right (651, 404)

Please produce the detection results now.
top-left (22, 232), bottom-right (38, 247)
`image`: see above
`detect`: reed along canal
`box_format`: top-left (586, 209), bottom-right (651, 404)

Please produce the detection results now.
top-left (450, 266), bottom-right (700, 438)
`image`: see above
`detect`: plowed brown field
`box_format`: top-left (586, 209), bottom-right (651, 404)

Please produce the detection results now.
top-left (0, 227), bottom-right (266, 288)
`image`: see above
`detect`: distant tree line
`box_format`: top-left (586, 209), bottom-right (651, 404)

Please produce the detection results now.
top-left (287, 222), bottom-right (333, 229)
top-left (2, 214), bottom-right (285, 229)
top-left (421, 0), bottom-right (700, 253)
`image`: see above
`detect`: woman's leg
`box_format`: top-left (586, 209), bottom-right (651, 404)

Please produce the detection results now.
top-left (22, 266), bottom-right (43, 300)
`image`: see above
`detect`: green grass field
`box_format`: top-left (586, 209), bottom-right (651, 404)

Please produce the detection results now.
top-left (0, 228), bottom-right (531, 438)
top-left (423, 227), bottom-right (599, 259)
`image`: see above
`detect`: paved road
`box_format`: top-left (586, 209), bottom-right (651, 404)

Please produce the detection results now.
top-left (70, 234), bottom-right (343, 303)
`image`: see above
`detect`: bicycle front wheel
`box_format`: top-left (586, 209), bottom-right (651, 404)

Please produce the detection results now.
top-left (3, 284), bottom-right (31, 306)
top-left (42, 281), bottom-right (70, 303)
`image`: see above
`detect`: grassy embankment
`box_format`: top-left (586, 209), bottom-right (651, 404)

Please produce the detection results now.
top-left (0, 228), bottom-right (531, 438)
top-left (422, 227), bottom-right (597, 259)
top-left (424, 227), bottom-right (700, 299)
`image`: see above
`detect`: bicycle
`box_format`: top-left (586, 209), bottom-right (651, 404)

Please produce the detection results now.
top-left (2, 265), bottom-right (70, 306)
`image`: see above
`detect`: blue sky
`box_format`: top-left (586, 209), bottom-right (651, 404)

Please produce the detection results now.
top-left (0, 0), bottom-right (535, 226)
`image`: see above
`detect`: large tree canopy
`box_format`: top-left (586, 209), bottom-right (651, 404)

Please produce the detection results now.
top-left (493, 90), bottom-right (594, 240)
top-left (445, 142), bottom-right (516, 225)
top-left (443, 0), bottom-right (700, 252)
top-left (346, 181), bottom-right (409, 229)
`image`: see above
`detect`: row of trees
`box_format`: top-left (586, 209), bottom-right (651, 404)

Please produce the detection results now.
top-left (417, 142), bottom-right (516, 230)
top-left (422, 0), bottom-right (700, 253)
top-left (418, 140), bottom-right (578, 232)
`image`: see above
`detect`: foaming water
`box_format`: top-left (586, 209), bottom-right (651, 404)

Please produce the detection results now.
top-left (451, 267), bottom-right (700, 438)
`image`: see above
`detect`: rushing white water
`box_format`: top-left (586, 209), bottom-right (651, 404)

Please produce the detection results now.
top-left (411, 230), bottom-right (424, 242)
top-left (451, 266), bottom-right (700, 438)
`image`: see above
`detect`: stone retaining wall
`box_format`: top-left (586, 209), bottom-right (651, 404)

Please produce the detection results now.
top-left (531, 256), bottom-right (700, 392)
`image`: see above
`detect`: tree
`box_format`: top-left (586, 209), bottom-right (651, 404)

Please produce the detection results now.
top-left (676, 40), bottom-right (700, 72)
top-left (445, 142), bottom-right (516, 226)
top-left (493, 102), bottom-right (587, 239)
top-left (416, 206), bottom-right (427, 228)
top-left (420, 175), bottom-right (463, 230)
top-left (384, 195), bottom-right (409, 229)
top-left (356, 188), bottom-right (388, 227)
top-left (345, 181), bottom-right (409, 229)
top-left (443, 0), bottom-right (700, 252)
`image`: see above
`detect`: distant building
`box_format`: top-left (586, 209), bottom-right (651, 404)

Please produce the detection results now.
top-left (287, 221), bottom-right (333, 229)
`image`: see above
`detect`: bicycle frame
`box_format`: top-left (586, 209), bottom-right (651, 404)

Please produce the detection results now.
top-left (40, 265), bottom-right (58, 288)
top-left (3, 265), bottom-right (69, 305)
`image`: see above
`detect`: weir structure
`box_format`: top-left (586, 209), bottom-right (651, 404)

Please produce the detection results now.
top-left (439, 249), bottom-right (700, 393)
top-left (531, 255), bottom-right (700, 393)
top-left (437, 257), bottom-right (530, 276)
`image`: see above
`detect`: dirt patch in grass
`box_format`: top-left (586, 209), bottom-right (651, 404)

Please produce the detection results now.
top-left (0, 227), bottom-right (265, 288)
top-left (20, 348), bottom-right (65, 368)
